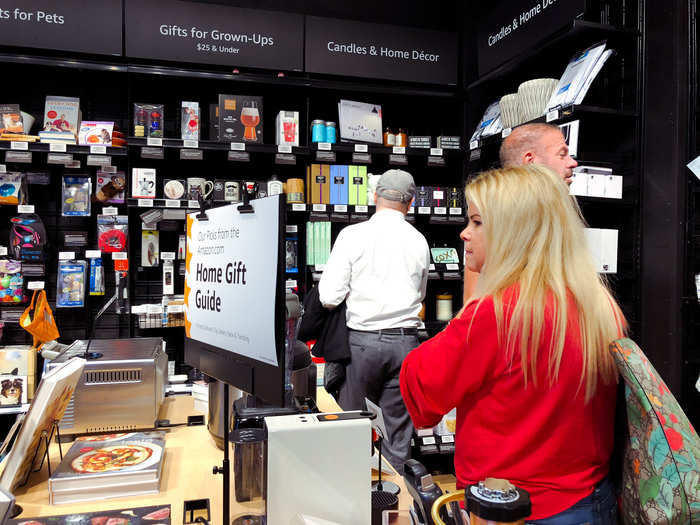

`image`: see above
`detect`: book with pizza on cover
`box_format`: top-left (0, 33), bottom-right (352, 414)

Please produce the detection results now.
top-left (48, 431), bottom-right (165, 492)
top-left (9, 503), bottom-right (171, 524)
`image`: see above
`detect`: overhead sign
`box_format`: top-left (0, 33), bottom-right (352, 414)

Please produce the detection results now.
top-left (185, 196), bottom-right (281, 366)
top-left (477, 0), bottom-right (586, 75)
top-left (0, 0), bottom-right (122, 56)
top-left (125, 0), bottom-right (303, 71)
top-left (305, 16), bottom-right (457, 85)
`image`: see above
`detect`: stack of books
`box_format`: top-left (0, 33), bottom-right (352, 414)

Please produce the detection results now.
top-left (40, 96), bottom-right (80, 144)
top-left (48, 431), bottom-right (165, 504)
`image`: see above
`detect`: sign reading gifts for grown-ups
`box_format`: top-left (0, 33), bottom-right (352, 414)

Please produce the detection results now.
top-left (305, 16), bottom-right (458, 85)
top-left (477, 0), bottom-right (586, 76)
top-left (185, 196), bottom-right (280, 366)
top-left (125, 0), bottom-right (304, 71)
top-left (0, 0), bottom-right (122, 56)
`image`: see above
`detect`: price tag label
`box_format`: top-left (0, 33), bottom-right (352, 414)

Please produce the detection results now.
top-left (86, 250), bottom-right (102, 259)
top-left (407, 207), bottom-right (415, 214)
top-left (0, 165), bottom-right (5, 173)
top-left (6, 152), bottom-right (32, 163)
top-left (28, 281), bottom-right (45, 290)
top-left (48, 153), bottom-right (73, 165)
top-left (433, 191), bottom-right (445, 200)
top-left (90, 145), bottom-right (107, 154)
top-left (422, 436), bottom-right (437, 445)
top-left (285, 225), bottom-right (298, 233)
top-left (546, 109), bottom-right (559, 122)
top-left (469, 140), bottom-right (479, 150)
top-left (18, 205), bottom-right (35, 214)
top-left (141, 147), bottom-right (164, 159)
top-left (102, 206), bottom-right (118, 215)
top-left (183, 139), bottom-right (199, 149)
top-left (0, 247), bottom-right (7, 256)
top-left (318, 142), bottom-right (332, 151)
top-left (180, 149), bottom-right (203, 160)
top-left (291, 203), bottom-right (306, 211)
top-left (87, 155), bottom-right (111, 166)
top-left (188, 200), bottom-right (200, 209)
top-left (165, 199), bottom-right (180, 208)
top-left (333, 204), bottom-right (348, 212)
top-left (430, 148), bottom-right (443, 157)
top-left (112, 252), bottom-right (127, 260)
top-left (446, 263), bottom-right (460, 271)
top-left (147, 137), bottom-right (163, 147)
top-left (354, 144), bottom-right (368, 153)
top-left (11, 141), bottom-right (28, 151)
top-left (355, 205), bottom-right (368, 213)
top-left (434, 207), bottom-right (447, 215)
top-left (285, 280), bottom-right (298, 289)
top-left (137, 199), bottom-right (154, 208)
top-left (315, 264), bottom-right (326, 271)
top-left (449, 207), bottom-right (463, 216)
top-left (441, 435), bottom-right (455, 443)
top-left (230, 142), bottom-right (245, 151)
top-left (429, 263), bottom-right (436, 271)
top-left (161, 252), bottom-right (176, 260)
top-left (101, 165), bottom-right (117, 174)
top-left (501, 128), bottom-right (512, 138)
top-left (351, 152), bottom-right (371, 164)
top-left (277, 145), bottom-right (292, 154)
top-left (392, 146), bottom-right (406, 154)
top-left (58, 251), bottom-right (75, 261)
top-left (168, 304), bottom-right (184, 313)
top-left (312, 204), bottom-right (327, 212)
top-left (418, 206), bottom-right (431, 215)
top-left (49, 143), bottom-right (67, 152)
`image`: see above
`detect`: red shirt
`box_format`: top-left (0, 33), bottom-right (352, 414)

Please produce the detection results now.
top-left (400, 289), bottom-right (616, 519)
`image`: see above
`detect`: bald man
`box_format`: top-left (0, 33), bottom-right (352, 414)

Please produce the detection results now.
top-left (499, 122), bottom-right (578, 184)
top-left (463, 123), bottom-right (578, 303)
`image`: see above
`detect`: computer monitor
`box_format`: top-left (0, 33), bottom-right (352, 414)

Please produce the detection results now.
top-left (184, 195), bottom-right (286, 405)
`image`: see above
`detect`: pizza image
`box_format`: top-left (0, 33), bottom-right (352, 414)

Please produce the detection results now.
top-left (71, 444), bottom-right (157, 474)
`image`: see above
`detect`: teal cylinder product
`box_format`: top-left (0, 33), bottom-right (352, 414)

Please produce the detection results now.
top-left (325, 121), bottom-right (336, 144)
top-left (311, 119), bottom-right (326, 143)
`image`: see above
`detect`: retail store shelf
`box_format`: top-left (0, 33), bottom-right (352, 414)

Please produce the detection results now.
top-left (467, 20), bottom-right (640, 90)
top-left (127, 138), bottom-right (309, 156)
top-left (0, 142), bottom-right (127, 156)
top-left (309, 143), bottom-right (464, 157)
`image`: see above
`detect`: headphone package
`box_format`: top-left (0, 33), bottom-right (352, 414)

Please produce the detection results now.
top-left (10, 213), bottom-right (47, 261)
top-left (97, 214), bottom-right (129, 253)
top-left (56, 260), bottom-right (86, 308)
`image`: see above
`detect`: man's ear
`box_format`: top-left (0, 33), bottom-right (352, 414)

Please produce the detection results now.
top-left (522, 151), bottom-right (536, 164)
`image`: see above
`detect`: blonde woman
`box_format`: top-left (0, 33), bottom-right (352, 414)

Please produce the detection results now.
top-left (400, 165), bottom-right (626, 523)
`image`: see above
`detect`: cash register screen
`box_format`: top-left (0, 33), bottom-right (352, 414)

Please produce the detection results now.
top-left (430, 247), bottom-right (460, 265)
top-left (184, 195), bottom-right (286, 405)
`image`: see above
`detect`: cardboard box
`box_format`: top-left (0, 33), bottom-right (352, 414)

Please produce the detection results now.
top-left (307, 164), bottom-right (330, 204)
top-left (348, 165), bottom-right (367, 205)
top-left (209, 104), bottom-right (219, 141)
top-left (181, 101), bottom-right (200, 141)
top-left (330, 165), bottom-right (348, 205)
top-left (416, 186), bottom-right (432, 208)
top-left (218, 94), bottom-right (263, 143)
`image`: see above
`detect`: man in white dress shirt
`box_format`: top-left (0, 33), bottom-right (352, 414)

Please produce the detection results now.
top-left (319, 169), bottom-right (430, 472)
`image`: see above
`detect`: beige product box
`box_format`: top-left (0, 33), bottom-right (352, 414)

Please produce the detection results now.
top-left (307, 164), bottom-right (330, 204)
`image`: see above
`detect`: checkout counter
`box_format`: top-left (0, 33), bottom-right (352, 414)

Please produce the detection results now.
top-left (7, 389), bottom-right (458, 525)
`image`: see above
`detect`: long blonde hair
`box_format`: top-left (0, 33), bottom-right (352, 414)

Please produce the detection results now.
top-left (466, 165), bottom-right (626, 401)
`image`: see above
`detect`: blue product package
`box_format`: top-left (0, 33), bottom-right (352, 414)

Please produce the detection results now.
top-left (330, 165), bottom-right (348, 205)
top-left (57, 260), bottom-right (86, 308)
top-left (89, 258), bottom-right (104, 296)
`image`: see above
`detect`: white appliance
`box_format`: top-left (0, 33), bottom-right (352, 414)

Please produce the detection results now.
top-left (265, 412), bottom-right (372, 525)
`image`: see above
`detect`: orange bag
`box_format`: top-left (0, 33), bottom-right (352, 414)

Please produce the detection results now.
top-left (19, 290), bottom-right (60, 350)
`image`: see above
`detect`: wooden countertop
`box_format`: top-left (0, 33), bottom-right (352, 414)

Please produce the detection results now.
top-left (11, 392), bottom-right (456, 523)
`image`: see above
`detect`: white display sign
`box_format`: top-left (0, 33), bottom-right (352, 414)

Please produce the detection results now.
top-left (185, 196), bottom-right (281, 366)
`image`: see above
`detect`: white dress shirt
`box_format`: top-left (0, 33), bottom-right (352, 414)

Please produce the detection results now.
top-left (318, 208), bottom-right (430, 330)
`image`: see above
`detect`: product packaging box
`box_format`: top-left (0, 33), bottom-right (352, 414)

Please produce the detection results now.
top-left (432, 186), bottom-right (446, 208)
top-left (0, 104), bottom-right (23, 134)
top-left (584, 228), bottom-right (618, 274)
top-left (181, 101), bottom-right (200, 141)
top-left (218, 94), bottom-right (263, 143)
top-left (0, 346), bottom-right (36, 400)
top-left (95, 171), bottom-right (126, 204)
top-left (415, 186), bottom-right (432, 208)
top-left (132, 168), bottom-right (157, 199)
top-left (276, 111), bottom-right (299, 147)
top-left (209, 104), bottom-right (219, 141)
top-left (141, 230), bottom-right (160, 267)
top-left (307, 164), bottom-right (330, 204)
top-left (133, 103), bottom-right (164, 138)
top-left (330, 165), bottom-right (348, 205)
top-left (348, 166), bottom-right (368, 205)
top-left (42, 96), bottom-right (80, 137)
top-left (306, 222), bottom-right (314, 266)
top-left (212, 180), bottom-right (226, 201)
top-left (78, 121), bottom-right (115, 146)
top-left (448, 187), bottom-right (464, 209)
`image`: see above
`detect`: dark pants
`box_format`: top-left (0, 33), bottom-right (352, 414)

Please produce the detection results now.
top-left (338, 329), bottom-right (418, 473)
top-left (526, 477), bottom-right (617, 525)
